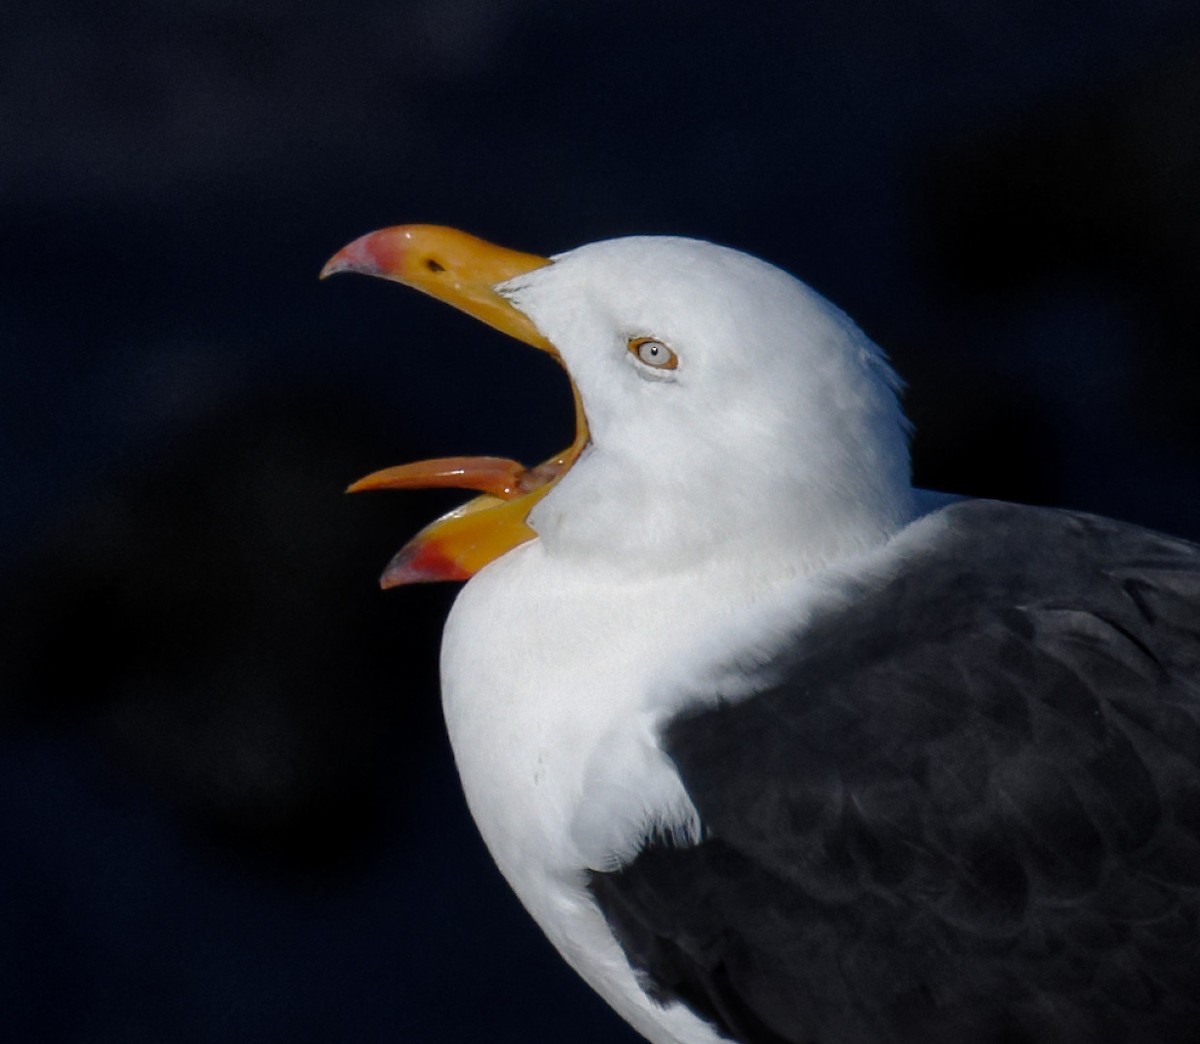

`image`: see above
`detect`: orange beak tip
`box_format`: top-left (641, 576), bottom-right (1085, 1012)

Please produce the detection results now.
top-left (319, 228), bottom-right (408, 281)
top-left (380, 542), bottom-right (471, 588)
top-left (319, 247), bottom-right (358, 281)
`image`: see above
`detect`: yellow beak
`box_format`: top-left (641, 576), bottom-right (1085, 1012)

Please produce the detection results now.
top-left (321, 225), bottom-right (588, 587)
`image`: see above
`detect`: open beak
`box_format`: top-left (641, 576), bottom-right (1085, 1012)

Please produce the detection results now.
top-left (321, 225), bottom-right (587, 587)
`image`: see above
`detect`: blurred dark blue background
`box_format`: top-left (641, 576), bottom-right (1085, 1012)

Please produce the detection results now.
top-left (3, 2), bottom-right (1199, 1041)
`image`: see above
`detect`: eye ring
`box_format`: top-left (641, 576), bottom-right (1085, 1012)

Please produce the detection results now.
top-left (628, 336), bottom-right (678, 370)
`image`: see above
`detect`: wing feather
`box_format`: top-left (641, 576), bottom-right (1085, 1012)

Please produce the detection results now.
top-left (589, 502), bottom-right (1200, 1043)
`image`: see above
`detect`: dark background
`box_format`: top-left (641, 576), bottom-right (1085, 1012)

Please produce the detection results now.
top-left (3, 2), bottom-right (1200, 1041)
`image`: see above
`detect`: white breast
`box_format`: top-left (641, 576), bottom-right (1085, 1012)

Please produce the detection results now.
top-left (438, 540), bottom-right (785, 1044)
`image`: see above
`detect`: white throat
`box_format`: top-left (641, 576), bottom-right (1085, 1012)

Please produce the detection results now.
top-left (436, 494), bottom-right (916, 1043)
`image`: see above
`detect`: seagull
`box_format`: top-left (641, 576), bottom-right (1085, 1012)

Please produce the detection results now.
top-left (322, 226), bottom-right (1200, 1044)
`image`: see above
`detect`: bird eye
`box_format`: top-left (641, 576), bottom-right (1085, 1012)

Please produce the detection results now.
top-left (628, 337), bottom-right (678, 370)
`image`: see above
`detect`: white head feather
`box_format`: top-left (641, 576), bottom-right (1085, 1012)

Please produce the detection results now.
top-left (497, 236), bottom-right (915, 581)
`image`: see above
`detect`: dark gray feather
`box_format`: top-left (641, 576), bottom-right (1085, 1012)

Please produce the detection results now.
top-left (589, 501), bottom-right (1200, 1044)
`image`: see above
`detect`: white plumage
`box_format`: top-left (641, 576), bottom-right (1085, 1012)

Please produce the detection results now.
top-left (324, 227), bottom-right (1200, 1044)
top-left (439, 236), bottom-right (918, 1043)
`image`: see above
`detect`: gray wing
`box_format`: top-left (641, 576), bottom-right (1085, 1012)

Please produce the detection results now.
top-left (588, 501), bottom-right (1200, 1044)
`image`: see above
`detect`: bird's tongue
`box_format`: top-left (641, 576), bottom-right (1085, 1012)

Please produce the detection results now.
top-left (348, 455), bottom-right (566, 500)
top-left (346, 441), bottom-right (583, 588)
